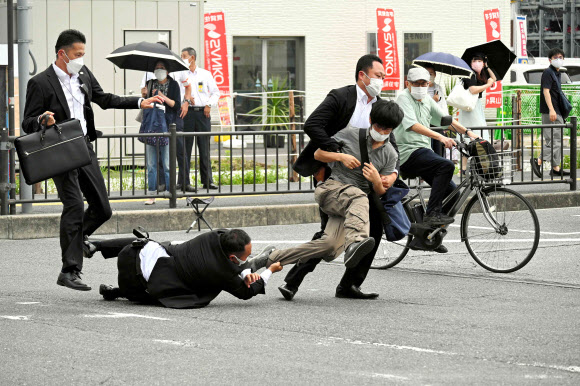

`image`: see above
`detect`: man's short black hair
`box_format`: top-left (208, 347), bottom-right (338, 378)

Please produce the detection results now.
top-left (220, 229), bottom-right (251, 256)
top-left (355, 54), bottom-right (383, 81)
top-left (55, 29), bottom-right (86, 55)
top-left (548, 48), bottom-right (565, 60)
top-left (156, 41), bottom-right (169, 48)
top-left (370, 100), bottom-right (404, 130)
top-left (182, 47), bottom-right (197, 58)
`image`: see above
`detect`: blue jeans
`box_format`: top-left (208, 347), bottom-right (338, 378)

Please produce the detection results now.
top-left (400, 148), bottom-right (457, 215)
top-left (146, 144), bottom-right (170, 192)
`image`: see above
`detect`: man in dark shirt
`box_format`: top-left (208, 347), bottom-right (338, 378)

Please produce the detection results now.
top-left (90, 229), bottom-right (282, 308)
top-left (532, 48), bottom-right (570, 177)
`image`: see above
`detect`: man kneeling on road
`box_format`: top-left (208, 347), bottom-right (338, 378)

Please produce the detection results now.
top-left (88, 229), bottom-right (281, 308)
top-left (249, 100), bottom-right (403, 286)
top-left (394, 67), bottom-right (479, 233)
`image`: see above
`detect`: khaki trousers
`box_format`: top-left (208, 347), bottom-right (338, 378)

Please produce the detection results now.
top-left (267, 179), bottom-right (370, 266)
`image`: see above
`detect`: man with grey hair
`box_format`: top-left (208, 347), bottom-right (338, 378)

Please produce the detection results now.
top-left (178, 47), bottom-right (221, 192)
top-left (394, 67), bottom-right (479, 229)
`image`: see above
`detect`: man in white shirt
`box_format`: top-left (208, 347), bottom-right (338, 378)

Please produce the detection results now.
top-left (178, 47), bottom-right (221, 192)
top-left (90, 229), bottom-right (283, 308)
top-left (21, 29), bottom-right (162, 291)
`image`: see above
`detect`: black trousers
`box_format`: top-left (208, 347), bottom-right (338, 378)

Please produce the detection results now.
top-left (400, 148), bottom-right (457, 215)
top-left (93, 237), bottom-right (156, 303)
top-left (178, 110), bottom-right (213, 187)
top-left (51, 142), bottom-right (112, 273)
top-left (284, 197), bottom-right (384, 290)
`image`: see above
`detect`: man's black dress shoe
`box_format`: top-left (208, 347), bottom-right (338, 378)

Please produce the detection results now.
top-left (278, 284), bottom-right (298, 301)
top-left (343, 237), bottom-right (375, 268)
top-left (203, 182), bottom-right (219, 190)
top-left (176, 184), bottom-right (197, 192)
top-left (99, 284), bottom-right (121, 301)
top-left (530, 158), bottom-right (542, 179)
top-left (550, 168), bottom-right (570, 177)
top-left (83, 236), bottom-right (97, 258)
top-left (336, 285), bottom-right (378, 299)
top-left (57, 271), bottom-right (91, 291)
top-left (434, 244), bottom-right (448, 253)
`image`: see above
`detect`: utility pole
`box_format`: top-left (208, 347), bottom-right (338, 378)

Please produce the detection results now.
top-left (17, 0), bottom-right (32, 213)
top-left (7, 0), bottom-right (16, 214)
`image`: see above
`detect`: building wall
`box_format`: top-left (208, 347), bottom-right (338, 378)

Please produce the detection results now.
top-left (207, 0), bottom-right (511, 115)
top-left (23, 0), bottom-right (511, 131)
top-left (29, 0), bottom-right (203, 134)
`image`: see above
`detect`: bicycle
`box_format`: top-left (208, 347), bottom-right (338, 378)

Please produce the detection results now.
top-left (371, 138), bottom-right (540, 273)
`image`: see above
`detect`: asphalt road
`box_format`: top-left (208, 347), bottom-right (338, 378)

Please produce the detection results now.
top-left (1, 207), bottom-right (579, 385)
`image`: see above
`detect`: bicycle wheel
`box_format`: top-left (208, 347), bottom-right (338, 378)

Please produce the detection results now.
top-left (370, 235), bottom-right (412, 269)
top-left (461, 186), bottom-right (539, 273)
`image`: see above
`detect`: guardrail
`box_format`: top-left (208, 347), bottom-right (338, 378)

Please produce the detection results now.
top-left (1, 118), bottom-right (577, 215)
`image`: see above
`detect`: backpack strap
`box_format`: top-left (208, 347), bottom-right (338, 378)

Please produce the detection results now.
top-left (358, 129), bottom-right (391, 225)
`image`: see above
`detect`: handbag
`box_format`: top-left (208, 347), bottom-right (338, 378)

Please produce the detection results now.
top-left (358, 129), bottom-right (411, 241)
top-left (138, 94), bottom-right (169, 147)
top-left (446, 80), bottom-right (478, 112)
top-left (14, 117), bottom-right (91, 184)
top-left (549, 70), bottom-right (573, 120)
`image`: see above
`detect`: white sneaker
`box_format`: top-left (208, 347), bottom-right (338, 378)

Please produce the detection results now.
top-left (144, 198), bottom-right (156, 205)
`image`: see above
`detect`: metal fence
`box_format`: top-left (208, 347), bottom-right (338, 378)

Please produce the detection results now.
top-left (1, 119), bottom-right (578, 215)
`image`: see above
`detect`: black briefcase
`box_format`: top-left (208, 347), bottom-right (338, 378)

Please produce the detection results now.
top-left (15, 118), bottom-right (92, 184)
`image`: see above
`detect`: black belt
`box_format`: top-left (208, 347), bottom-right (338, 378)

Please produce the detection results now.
top-left (188, 106), bottom-right (205, 112)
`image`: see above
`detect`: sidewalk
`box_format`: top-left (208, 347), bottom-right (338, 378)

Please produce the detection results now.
top-left (1, 178), bottom-right (578, 239)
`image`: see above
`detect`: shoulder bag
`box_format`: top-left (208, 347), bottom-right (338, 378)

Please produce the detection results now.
top-left (15, 116), bottom-right (91, 184)
top-left (446, 79), bottom-right (478, 112)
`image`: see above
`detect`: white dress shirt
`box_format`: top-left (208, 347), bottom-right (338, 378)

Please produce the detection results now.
top-left (139, 241), bottom-right (170, 282)
top-left (348, 84), bottom-right (377, 128)
top-left (239, 268), bottom-right (272, 285)
top-left (52, 63), bottom-right (87, 135)
top-left (140, 71), bottom-right (190, 102)
top-left (186, 66), bottom-right (220, 107)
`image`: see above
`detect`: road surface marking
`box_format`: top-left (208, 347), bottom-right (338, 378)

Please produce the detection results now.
top-left (514, 362), bottom-right (580, 374)
top-left (0, 316), bottom-right (29, 320)
top-left (84, 312), bottom-right (170, 321)
top-left (153, 339), bottom-right (201, 347)
top-left (16, 302), bottom-right (40, 305)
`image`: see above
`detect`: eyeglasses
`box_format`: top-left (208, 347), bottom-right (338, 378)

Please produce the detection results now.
top-left (410, 81), bottom-right (429, 87)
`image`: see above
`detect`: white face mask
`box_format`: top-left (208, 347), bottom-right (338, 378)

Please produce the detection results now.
top-left (232, 255), bottom-right (245, 266)
top-left (363, 72), bottom-right (383, 98)
top-left (63, 51), bottom-right (84, 75)
top-left (369, 127), bottom-right (390, 142)
top-left (410, 86), bottom-right (429, 100)
top-left (154, 69), bottom-right (168, 81)
top-left (551, 58), bottom-right (564, 69)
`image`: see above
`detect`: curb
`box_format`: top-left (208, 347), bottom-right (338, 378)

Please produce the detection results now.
top-left (1, 191), bottom-right (579, 240)
top-left (0, 203), bottom-right (321, 240)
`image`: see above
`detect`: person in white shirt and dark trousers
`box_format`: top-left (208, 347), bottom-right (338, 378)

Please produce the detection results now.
top-left (179, 47), bottom-right (220, 191)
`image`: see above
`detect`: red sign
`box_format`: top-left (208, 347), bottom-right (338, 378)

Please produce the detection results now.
top-left (484, 8), bottom-right (501, 42)
top-left (376, 8), bottom-right (400, 90)
top-left (204, 11), bottom-right (231, 96)
top-left (484, 9), bottom-right (502, 108)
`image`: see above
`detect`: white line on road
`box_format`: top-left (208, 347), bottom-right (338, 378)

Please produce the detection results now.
top-left (0, 316), bottom-right (29, 320)
top-left (153, 339), bottom-right (201, 347)
top-left (323, 336), bottom-right (580, 375)
top-left (16, 302), bottom-right (40, 305)
top-left (252, 238), bottom-right (580, 244)
top-left (84, 312), bottom-right (170, 321)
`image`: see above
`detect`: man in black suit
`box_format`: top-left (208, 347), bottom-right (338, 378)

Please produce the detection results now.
top-left (22, 29), bottom-right (162, 291)
top-left (92, 229), bottom-right (283, 308)
top-left (282, 54), bottom-right (399, 300)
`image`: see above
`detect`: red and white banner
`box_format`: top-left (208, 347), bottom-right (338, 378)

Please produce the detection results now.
top-left (204, 11), bottom-right (231, 96)
top-left (484, 8), bottom-right (501, 42)
top-left (515, 15), bottom-right (528, 60)
top-left (484, 9), bottom-right (502, 108)
top-left (376, 8), bottom-right (400, 90)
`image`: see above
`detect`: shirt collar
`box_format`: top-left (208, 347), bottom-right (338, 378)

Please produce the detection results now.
top-left (52, 62), bottom-right (78, 83)
top-left (355, 84), bottom-right (376, 105)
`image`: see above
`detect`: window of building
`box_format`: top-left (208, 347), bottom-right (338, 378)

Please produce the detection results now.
top-left (232, 37), bottom-right (305, 128)
top-left (404, 33), bottom-right (432, 77)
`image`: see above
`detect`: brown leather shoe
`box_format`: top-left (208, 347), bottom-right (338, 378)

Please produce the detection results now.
top-left (57, 271), bottom-right (91, 291)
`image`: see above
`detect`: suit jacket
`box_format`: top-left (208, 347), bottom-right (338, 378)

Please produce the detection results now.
top-left (22, 64), bottom-right (141, 141)
top-left (147, 230), bottom-right (266, 309)
top-left (293, 85), bottom-right (399, 177)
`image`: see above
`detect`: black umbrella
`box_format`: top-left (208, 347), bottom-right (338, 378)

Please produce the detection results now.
top-left (106, 41), bottom-right (189, 73)
top-left (461, 40), bottom-right (517, 81)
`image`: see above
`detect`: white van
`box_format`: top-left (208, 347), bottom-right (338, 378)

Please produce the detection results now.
top-left (505, 63), bottom-right (576, 85)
